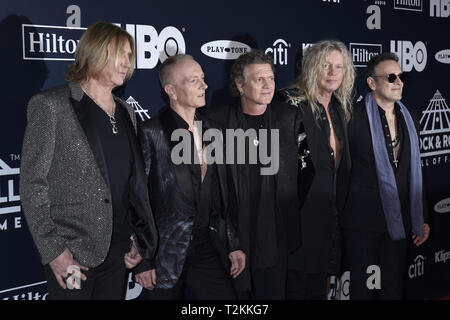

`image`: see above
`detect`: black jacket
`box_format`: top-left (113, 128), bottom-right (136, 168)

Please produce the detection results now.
top-left (136, 107), bottom-right (240, 289)
top-left (341, 100), bottom-right (429, 233)
top-left (275, 88), bottom-right (351, 274)
top-left (207, 100), bottom-right (303, 291)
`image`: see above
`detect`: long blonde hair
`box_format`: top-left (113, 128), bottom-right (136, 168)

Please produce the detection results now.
top-left (291, 40), bottom-right (355, 123)
top-left (65, 22), bottom-right (135, 83)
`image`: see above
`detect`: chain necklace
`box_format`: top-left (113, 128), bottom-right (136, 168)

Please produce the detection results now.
top-left (82, 86), bottom-right (118, 134)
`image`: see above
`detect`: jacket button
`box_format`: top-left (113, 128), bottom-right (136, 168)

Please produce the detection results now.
top-left (104, 198), bottom-right (110, 203)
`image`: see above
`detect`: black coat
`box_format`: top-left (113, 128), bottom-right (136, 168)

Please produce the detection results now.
top-left (275, 88), bottom-right (351, 274)
top-left (341, 100), bottom-right (429, 233)
top-left (207, 100), bottom-right (303, 291)
top-left (136, 107), bottom-right (239, 289)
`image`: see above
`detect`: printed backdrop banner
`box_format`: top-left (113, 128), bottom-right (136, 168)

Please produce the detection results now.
top-left (1, 0), bottom-right (449, 300)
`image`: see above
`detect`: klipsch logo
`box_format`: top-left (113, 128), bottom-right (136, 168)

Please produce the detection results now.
top-left (350, 43), bottom-right (382, 67)
top-left (394, 0), bottom-right (423, 11)
top-left (200, 40), bottom-right (250, 60)
top-left (435, 250), bottom-right (450, 263)
top-left (22, 24), bottom-right (86, 61)
top-left (419, 90), bottom-right (450, 166)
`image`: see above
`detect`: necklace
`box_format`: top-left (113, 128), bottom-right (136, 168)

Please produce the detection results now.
top-left (82, 86), bottom-right (118, 134)
top-left (391, 116), bottom-right (400, 167)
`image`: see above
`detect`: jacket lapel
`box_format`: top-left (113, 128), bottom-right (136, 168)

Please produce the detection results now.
top-left (69, 82), bottom-right (111, 189)
top-left (159, 108), bottom-right (196, 206)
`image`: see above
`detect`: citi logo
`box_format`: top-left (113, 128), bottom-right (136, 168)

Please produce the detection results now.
top-left (200, 40), bottom-right (250, 60)
top-left (390, 40), bottom-right (427, 72)
top-left (408, 255), bottom-right (425, 279)
top-left (430, 0), bottom-right (450, 17)
top-left (22, 24), bottom-right (85, 61)
top-left (265, 39), bottom-right (290, 65)
top-left (435, 250), bottom-right (450, 263)
top-left (435, 49), bottom-right (450, 64)
top-left (349, 43), bottom-right (382, 67)
top-left (394, 0), bottom-right (423, 11)
top-left (434, 198), bottom-right (450, 213)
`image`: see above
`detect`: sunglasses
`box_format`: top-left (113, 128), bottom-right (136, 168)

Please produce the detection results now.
top-left (372, 73), bottom-right (407, 83)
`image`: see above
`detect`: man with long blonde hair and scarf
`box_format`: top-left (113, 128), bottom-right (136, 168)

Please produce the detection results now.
top-left (276, 39), bottom-right (355, 299)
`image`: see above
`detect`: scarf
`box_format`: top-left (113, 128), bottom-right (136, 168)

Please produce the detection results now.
top-left (365, 92), bottom-right (423, 240)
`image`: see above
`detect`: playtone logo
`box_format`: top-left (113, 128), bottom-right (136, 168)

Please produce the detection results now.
top-left (350, 43), bottom-right (382, 67)
top-left (435, 49), bottom-right (450, 64)
top-left (394, 0), bottom-right (423, 11)
top-left (434, 198), bottom-right (450, 213)
top-left (22, 24), bottom-right (86, 61)
top-left (201, 40), bottom-right (250, 60)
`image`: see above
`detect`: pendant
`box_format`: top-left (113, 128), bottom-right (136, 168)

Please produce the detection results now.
top-left (109, 116), bottom-right (118, 134)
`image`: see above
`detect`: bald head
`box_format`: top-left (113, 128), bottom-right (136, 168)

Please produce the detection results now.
top-left (158, 54), bottom-right (196, 87)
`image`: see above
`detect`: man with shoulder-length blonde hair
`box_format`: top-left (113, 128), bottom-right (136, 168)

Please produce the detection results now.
top-left (276, 39), bottom-right (355, 299)
top-left (20, 21), bottom-right (157, 300)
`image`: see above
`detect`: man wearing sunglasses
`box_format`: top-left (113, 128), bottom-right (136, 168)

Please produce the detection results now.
top-left (341, 52), bottom-right (430, 299)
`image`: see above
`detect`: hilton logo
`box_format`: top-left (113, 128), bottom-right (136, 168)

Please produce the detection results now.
top-left (394, 0), bottom-right (423, 11)
top-left (349, 43), bottom-right (382, 67)
top-left (22, 24), bottom-right (86, 61)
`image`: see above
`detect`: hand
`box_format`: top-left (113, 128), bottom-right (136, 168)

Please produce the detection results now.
top-left (49, 248), bottom-right (89, 289)
top-left (412, 223), bottom-right (430, 246)
top-left (135, 269), bottom-right (157, 290)
top-left (228, 250), bottom-right (246, 279)
top-left (124, 240), bottom-right (142, 269)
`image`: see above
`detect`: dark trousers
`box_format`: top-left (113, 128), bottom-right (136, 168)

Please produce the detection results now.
top-left (286, 270), bottom-right (328, 300)
top-left (146, 229), bottom-right (236, 300)
top-left (44, 240), bottom-right (131, 300)
top-left (250, 257), bottom-right (287, 300)
top-left (342, 228), bottom-right (408, 300)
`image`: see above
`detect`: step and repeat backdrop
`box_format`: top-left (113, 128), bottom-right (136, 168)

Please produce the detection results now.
top-left (1, 0), bottom-right (449, 300)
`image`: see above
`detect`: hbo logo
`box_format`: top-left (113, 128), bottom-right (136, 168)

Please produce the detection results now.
top-left (390, 41), bottom-right (427, 72)
top-left (123, 24), bottom-right (186, 69)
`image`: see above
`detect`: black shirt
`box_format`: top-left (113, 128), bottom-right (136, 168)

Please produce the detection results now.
top-left (83, 95), bottom-right (133, 244)
top-left (289, 97), bottom-right (346, 274)
top-left (169, 108), bottom-right (216, 230)
top-left (378, 103), bottom-right (411, 230)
